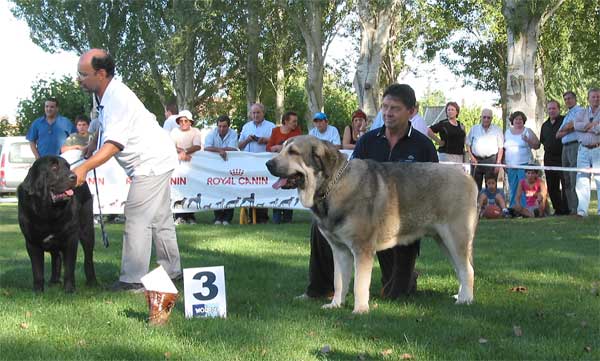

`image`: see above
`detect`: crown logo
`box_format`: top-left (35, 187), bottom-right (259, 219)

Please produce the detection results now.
top-left (229, 168), bottom-right (244, 176)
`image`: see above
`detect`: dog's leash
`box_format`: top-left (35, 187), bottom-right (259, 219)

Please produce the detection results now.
top-left (92, 168), bottom-right (110, 248)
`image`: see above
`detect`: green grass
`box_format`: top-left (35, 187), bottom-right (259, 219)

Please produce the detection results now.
top-left (0, 202), bottom-right (599, 360)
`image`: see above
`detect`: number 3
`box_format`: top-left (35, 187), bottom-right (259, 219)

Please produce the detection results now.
top-left (193, 271), bottom-right (218, 301)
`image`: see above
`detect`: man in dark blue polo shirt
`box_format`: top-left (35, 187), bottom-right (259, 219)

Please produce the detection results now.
top-left (298, 84), bottom-right (438, 300)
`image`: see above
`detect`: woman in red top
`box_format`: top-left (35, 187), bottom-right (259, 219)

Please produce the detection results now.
top-left (267, 111), bottom-right (302, 223)
top-left (267, 111), bottom-right (302, 152)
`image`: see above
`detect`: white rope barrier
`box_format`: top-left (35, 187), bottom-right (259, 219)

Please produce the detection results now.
top-left (440, 161), bottom-right (600, 174)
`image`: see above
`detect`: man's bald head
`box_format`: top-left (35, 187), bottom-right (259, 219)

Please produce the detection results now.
top-left (79, 49), bottom-right (115, 77)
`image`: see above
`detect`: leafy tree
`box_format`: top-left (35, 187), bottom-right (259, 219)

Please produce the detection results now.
top-left (419, 89), bottom-right (447, 108)
top-left (0, 118), bottom-right (19, 137)
top-left (15, 76), bottom-right (92, 135)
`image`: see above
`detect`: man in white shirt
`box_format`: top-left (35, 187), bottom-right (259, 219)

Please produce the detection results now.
top-left (73, 49), bottom-right (181, 292)
top-left (162, 101), bottom-right (179, 133)
top-left (238, 103), bottom-right (275, 153)
top-left (204, 115), bottom-right (239, 225)
top-left (308, 112), bottom-right (341, 148)
top-left (371, 102), bottom-right (428, 136)
top-left (237, 103), bottom-right (275, 223)
top-left (466, 109), bottom-right (504, 191)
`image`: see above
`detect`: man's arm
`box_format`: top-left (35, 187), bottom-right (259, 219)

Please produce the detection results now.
top-left (29, 141), bottom-right (40, 160)
top-left (73, 142), bottom-right (120, 186)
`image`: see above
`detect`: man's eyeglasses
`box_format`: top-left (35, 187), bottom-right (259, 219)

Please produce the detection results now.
top-left (482, 116), bottom-right (492, 119)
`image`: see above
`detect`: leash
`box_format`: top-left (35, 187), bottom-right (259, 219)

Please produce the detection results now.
top-left (92, 168), bottom-right (110, 248)
top-left (320, 159), bottom-right (350, 200)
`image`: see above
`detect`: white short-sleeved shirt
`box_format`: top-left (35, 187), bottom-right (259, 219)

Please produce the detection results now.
top-left (466, 124), bottom-right (504, 158)
top-left (204, 128), bottom-right (238, 149)
top-left (504, 127), bottom-right (533, 165)
top-left (409, 114), bottom-right (428, 136)
top-left (308, 125), bottom-right (341, 145)
top-left (239, 119), bottom-right (276, 152)
top-left (163, 114), bottom-right (179, 133)
top-left (98, 79), bottom-right (177, 177)
top-left (170, 127), bottom-right (202, 149)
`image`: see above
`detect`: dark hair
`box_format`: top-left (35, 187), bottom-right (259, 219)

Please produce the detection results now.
top-left (509, 111), bottom-right (527, 125)
top-left (281, 111), bottom-right (298, 124)
top-left (45, 97), bottom-right (59, 106)
top-left (74, 114), bottom-right (90, 125)
top-left (216, 115), bottom-right (231, 126)
top-left (484, 174), bottom-right (497, 183)
top-left (445, 101), bottom-right (460, 117)
top-left (563, 91), bottom-right (577, 99)
top-left (91, 51), bottom-right (116, 77)
top-left (547, 99), bottom-right (560, 109)
top-left (589, 87), bottom-right (600, 96)
top-left (165, 101), bottom-right (178, 115)
top-left (382, 84), bottom-right (416, 109)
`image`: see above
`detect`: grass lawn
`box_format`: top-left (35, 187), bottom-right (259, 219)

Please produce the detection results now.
top-left (0, 201), bottom-right (598, 360)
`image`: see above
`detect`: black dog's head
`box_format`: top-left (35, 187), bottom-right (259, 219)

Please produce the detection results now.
top-left (20, 156), bottom-right (77, 204)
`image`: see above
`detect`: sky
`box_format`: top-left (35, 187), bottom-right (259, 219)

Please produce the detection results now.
top-left (0, 0), bottom-right (498, 123)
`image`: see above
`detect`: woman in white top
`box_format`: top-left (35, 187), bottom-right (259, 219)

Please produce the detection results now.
top-left (504, 111), bottom-right (540, 207)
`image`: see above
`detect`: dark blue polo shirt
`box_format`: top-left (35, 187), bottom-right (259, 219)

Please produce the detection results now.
top-left (352, 123), bottom-right (439, 163)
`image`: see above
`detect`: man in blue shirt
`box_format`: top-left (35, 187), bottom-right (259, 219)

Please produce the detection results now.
top-left (299, 84), bottom-right (438, 300)
top-left (26, 98), bottom-right (75, 158)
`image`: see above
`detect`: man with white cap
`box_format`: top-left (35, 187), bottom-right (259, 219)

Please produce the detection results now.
top-left (170, 110), bottom-right (202, 225)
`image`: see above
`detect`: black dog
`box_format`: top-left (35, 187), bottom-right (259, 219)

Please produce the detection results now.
top-left (18, 156), bottom-right (97, 292)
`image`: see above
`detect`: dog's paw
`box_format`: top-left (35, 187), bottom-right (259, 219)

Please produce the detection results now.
top-left (454, 294), bottom-right (473, 305)
top-left (321, 300), bottom-right (342, 309)
top-left (352, 304), bottom-right (370, 314)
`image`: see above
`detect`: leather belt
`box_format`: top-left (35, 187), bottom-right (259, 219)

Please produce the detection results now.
top-left (564, 140), bottom-right (578, 146)
top-left (582, 143), bottom-right (600, 149)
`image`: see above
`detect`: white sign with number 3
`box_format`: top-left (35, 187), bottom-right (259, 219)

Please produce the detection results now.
top-left (183, 266), bottom-right (227, 318)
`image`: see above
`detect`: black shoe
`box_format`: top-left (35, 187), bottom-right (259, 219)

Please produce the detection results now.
top-left (170, 273), bottom-right (183, 282)
top-left (110, 281), bottom-right (145, 293)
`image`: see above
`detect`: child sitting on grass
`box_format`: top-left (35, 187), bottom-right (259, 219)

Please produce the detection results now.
top-left (478, 176), bottom-right (510, 219)
top-left (513, 169), bottom-right (548, 218)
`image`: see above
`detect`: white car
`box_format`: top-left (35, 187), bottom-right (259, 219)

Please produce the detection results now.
top-left (0, 136), bottom-right (35, 194)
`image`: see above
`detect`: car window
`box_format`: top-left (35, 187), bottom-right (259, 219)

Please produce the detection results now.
top-left (9, 142), bottom-right (35, 164)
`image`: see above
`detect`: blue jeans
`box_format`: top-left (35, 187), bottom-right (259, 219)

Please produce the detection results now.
top-left (575, 145), bottom-right (600, 216)
top-left (506, 167), bottom-right (526, 208)
top-left (272, 209), bottom-right (293, 224)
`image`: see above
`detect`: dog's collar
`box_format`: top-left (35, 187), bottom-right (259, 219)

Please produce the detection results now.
top-left (320, 159), bottom-right (349, 200)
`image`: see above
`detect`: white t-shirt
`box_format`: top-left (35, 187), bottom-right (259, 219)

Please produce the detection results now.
top-left (170, 127), bottom-right (202, 149)
top-left (163, 114), bottom-right (179, 133)
top-left (204, 128), bottom-right (238, 149)
top-left (504, 127), bottom-right (533, 165)
top-left (239, 119), bottom-right (276, 152)
top-left (467, 124), bottom-right (504, 158)
top-left (98, 79), bottom-right (177, 177)
top-left (409, 114), bottom-right (428, 136)
top-left (308, 125), bottom-right (341, 145)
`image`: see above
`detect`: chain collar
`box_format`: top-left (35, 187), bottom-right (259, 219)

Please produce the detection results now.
top-left (320, 159), bottom-right (350, 200)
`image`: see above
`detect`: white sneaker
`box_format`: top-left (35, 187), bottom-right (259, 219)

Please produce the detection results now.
top-left (222, 221), bottom-right (230, 226)
top-left (174, 217), bottom-right (186, 225)
top-left (214, 220), bottom-right (222, 225)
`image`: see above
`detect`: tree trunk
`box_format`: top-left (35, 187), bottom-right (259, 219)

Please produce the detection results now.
top-left (246, 1), bottom-right (260, 114)
top-left (174, 41), bottom-right (196, 111)
top-left (299, 1), bottom-right (325, 121)
top-left (353, 0), bottom-right (398, 121)
top-left (274, 59), bottom-right (285, 124)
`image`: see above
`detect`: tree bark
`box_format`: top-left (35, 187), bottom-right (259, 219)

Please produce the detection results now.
top-left (274, 60), bottom-right (285, 123)
top-left (353, 0), bottom-right (399, 121)
top-left (299, 1), bottom-right (325, 119)
top-left (502, 0), bottom-right (565, 136)
top-left (246, 1), bottom-right (260, 114)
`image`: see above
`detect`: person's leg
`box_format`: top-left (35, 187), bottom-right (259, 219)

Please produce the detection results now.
top-left (305, 222), bottom-right (334, 297)
top-left (591, 148), bottom-right (600, 215)
top-left (255, 208), bottom-right (269, 223)
top-left (544, 166), bottom-right (563, 215)
top-left (151, 171), bottom-right (182, 279)
top-left (562, 144), bottom-right (579, 214)
top-left (282, 209), bottom-right (293, 223)
top-left (576, 148), bottom-right (591, 216)
top-left (223, 208), bottom-right (234, 223)
top-left (377, 242), bottom-right (420, 298)
top-left (213, 210), bottom-right (223, 223)
top-left (473, 165), bottom-right (484, 191)
top-left (272, 209), bottom-right (282, 224)
top-left (507, 168), bottom-right (520, 208)
top-left (120, 175), bottom-right (161, 283)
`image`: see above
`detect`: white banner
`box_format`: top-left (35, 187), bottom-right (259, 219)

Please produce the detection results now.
top-left (64, 150), bottom-right (354, 214)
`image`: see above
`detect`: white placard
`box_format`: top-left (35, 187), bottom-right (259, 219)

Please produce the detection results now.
top-left (183, 266), bottom-right (227, 319)
top-left (140, 265), bottom-right (178, 294)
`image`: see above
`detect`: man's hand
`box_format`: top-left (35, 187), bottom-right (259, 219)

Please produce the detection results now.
top-left (257, 136), bottom-right (268, 145)
top-left (219, 149), bottom-right (228, 161)
top-left (73, 166), bottom-right (88, 187)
